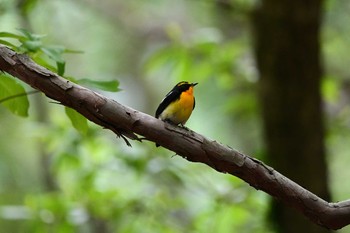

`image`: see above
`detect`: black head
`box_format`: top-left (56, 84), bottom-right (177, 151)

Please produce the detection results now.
top-left (173, 81), bottom-right (198, 92)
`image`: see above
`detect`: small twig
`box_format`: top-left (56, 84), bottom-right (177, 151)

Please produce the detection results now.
top-left (0, 90), bottom-right (40, 103)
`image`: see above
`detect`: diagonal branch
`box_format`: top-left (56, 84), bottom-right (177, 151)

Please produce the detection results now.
top-left (0, 45), bottom-right (349, 230)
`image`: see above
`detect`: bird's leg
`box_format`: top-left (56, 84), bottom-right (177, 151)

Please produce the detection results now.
top-left (164, 119), bottom-right (177, 125)
top-left (179, 123), bottom-right (190, 131)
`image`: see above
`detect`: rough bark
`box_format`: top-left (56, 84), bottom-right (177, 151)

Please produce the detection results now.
top-left (252, 1), bottom-right (331, 232)
top-left (0, 45), bottom-right (349, 230)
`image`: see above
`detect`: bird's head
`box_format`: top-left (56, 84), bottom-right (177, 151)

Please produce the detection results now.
top-left (175, 81), bottom-right (198, 94)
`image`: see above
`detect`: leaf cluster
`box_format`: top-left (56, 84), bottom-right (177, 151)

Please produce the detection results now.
top-left (0, 29), bottom-right (120, 133)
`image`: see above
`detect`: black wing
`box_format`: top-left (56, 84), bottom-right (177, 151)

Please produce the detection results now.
top-left (193, 97), bottom-right (195, 110)
top-left (155, 89), bottom-right (181, 118)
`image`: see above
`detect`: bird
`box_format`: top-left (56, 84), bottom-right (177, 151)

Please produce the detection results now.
top-left (155, 81), bottom-right (197, 146)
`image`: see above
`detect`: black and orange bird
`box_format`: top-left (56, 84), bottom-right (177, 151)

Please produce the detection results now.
top-left (155, 81), bottom-right (198, 126)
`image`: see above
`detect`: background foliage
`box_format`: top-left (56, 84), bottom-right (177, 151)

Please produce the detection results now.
top-left (0, 0), bottom-right (349, 232)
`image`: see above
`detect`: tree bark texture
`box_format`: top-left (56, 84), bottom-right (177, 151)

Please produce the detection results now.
top-left (253, 1), bottom-right (331, 232)
top-left (0, 45), bottom-right (349, 230)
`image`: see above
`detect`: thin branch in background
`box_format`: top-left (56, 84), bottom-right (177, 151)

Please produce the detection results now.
top-left (0, 90), bottom-right (40, 103)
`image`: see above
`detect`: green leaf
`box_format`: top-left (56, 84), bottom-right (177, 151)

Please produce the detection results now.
top-left (41, 46), bottom-right (68, 75)
top-left (0, 32), bottom-right (25, 40)
top-left (15, 29), bottom-right (46, 53)
top-left (17, 28), bottom-right (46, 41)
top-left (57, 61), bottom-right (66, 76)
top-left (64, 48), bottom-right (84, 54)
top-left (21, 40), bottom-right (42, 52)
top-left (65, 107), bottom-right (88, 135)
top-left (77, 79), bottom-right (120, 92)
top-left (0, 75), bottom-right (29, 117)
top-left (41, 46), bottom-right (65, 63)
top-left (32, 56), bottom-right (58, 73)
top-left (0, 39), bottom-right (18, 49)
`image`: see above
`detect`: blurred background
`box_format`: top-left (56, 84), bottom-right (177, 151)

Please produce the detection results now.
top-left (0, 0), bottom-right (350, 232)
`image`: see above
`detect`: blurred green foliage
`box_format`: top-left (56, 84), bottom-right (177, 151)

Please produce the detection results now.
top-left (0, 28), bottom-right (72, 76)
top-left (0, 27), bottom-right (120, 134)
top-left (0, 74), bottom-right (29, 116)
top-left (0, 0), bottom-right (350, 232)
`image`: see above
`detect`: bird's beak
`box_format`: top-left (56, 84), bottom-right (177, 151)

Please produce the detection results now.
top-left (192, 82), bottom-right (198, 86)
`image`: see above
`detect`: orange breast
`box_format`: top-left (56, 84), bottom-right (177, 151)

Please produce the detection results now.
top-left (158, 88), bottom-right (195, 125)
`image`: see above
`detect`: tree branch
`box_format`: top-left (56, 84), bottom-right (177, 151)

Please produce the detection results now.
top-left (0, 45), bottom-right (349, 230)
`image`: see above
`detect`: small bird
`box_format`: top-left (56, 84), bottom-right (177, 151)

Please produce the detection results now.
top-left (154, 81), bottom-right (197, 146)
